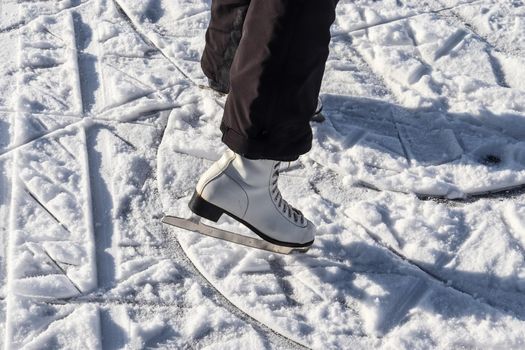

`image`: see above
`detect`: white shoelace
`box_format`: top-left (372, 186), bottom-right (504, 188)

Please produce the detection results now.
top-left (270, 162), bottom-right (306, 225)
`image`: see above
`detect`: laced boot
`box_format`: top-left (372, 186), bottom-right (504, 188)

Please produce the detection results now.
top-left (189, 150), bottom-right (315, 247)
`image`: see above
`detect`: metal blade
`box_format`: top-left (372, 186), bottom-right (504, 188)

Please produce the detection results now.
top-left (162, 215), bottom-right (310, 255)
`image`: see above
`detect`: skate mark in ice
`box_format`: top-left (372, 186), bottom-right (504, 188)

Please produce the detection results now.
top-left (326, 33), bottom-right (455, 168)
top-left (109, 129), bottom-right (139, 151)
top-left (289, 241), bottom-right (423, 337)
top-left (111, 260), bottom-right (165, 289)
top-left (72, 11), bottom-right (99, 114)
top-left (268, 258), bottom-right (302, 307)
top-left (23, 188), bottom-right (72, 236)
top-left (390, 115), bottom-right (413, 168)
top-left (325, 39), bottom-right (394, 100)
top-left (15, 303), bottom-right (102, 349)
top-left (377, 278), bottom-right (430, 336)
top-left (19, 307), bottom-right (77, 347)
top-left (439, 0), bottom-right (525, 57)
top-left (437, 8), bottom-right (513, 88)
top-left (26, 86), bottom-right (70, 111)
top-left (86, 124), bottom-right (116, 290)
top-left (344, 0), bottom-right (488, 34)
top-left (31, 118), bottom-right (51, 136)
top-left (103, 51), bottom-right (159, 59)
top-left (404, 23), bottom-right (435, 85)
top-left (290, 273), bottom-right (327, 305)
top-left (55, 139), bottom-right (78, 160)
top-left (105, 117), bottom-right (162, 129)
top-left (433, 29), bottom-right (468, 61)
top-left (398, 125), bottom-right (463, 166)
top-left (500, 208), bottom-right (525, 259)
top-left (357, 222), bottom-right (478, 297)
top-left (344, 191), bottom-right (525, 319)
top-left (417, 184), bottom-right (525, 203)
top-left (18, 12), bottom-right (84, 115)
top-left (0, 0), bottom-right (92, 36)
top-left (312, 93), bottom-right (525, 198)
top-left (436, 211), bottom-right (472, 267)
top-left (103, 0), bottom-right (238, 117)
top-left (160, 231), bottom-right (308, 349)
top-left (484, 48), bottom-right (511, 88)
top-left (20, 4), bottom-right (178, 118)
top-left (406, 21), bottom-right (447, 98)
top-left (102, 61), bottom-right (155, 94)
top-left (0, 22), bottom-right (25, 34)
top-left (47, 295), bottom-right (186, 308)
top-left (296, 251), bottom-right (413, 282)
top-left (111, 0), bottom-right (188, 82)
top-left (26, 61), bottom-right (63, 70)
top-left (42, 249), bottom-right (83, 294)
top-left (0, 114), bottom-right (162, 159)
top-left (98, 105), bottom-right (174, 127)
top-left (376, 205), bottom-right (405, 248)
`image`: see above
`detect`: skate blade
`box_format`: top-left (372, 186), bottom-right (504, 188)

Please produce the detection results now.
top-left (162, 215), bottom-right (311, 255)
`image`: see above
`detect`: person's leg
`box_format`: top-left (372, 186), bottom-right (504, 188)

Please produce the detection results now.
top-left (190, 0), bottom-right (338, 247)
top-left (201, 0), bottom-right (250, 94)
top-left (220, 0), bottom-right (338, 161)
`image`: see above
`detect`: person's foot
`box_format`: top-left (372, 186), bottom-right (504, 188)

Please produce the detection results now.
top-left (189, 150), bottom-right (315, 247)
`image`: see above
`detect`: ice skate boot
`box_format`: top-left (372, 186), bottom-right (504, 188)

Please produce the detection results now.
top-left (188, 149), bottom-right (315, 248)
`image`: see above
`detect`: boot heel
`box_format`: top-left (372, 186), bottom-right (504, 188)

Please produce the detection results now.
top-left (188, 191), bottom-right (224, 222)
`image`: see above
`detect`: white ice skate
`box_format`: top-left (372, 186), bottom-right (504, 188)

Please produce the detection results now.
top-left (163, 150), bottom-right (315, 254)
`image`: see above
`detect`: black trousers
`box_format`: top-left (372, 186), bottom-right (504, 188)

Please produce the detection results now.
top-left (202, 0), bottom-right (338, 161)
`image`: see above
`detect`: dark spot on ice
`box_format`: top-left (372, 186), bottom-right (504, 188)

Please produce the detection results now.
top-left (151, 76), bottom-right (164, 86)
top-left (481, 154), bottom-right (501, 166)
top-left (28, 100), bottom-right (46, 113)
top-left (143, 0), bottom-right (164, 24)
top-left (145, 49), bottom-right (158, 58)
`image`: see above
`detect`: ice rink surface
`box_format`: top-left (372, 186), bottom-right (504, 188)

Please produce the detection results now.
top-left (0, 0), bottom-right (524, 348)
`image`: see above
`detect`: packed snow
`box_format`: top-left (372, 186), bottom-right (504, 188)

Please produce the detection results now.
top-left (1, 0), bottom-right (524, 348)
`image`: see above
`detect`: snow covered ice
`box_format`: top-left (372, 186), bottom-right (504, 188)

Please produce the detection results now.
top-left (1, 0), bottom-right (525, 348)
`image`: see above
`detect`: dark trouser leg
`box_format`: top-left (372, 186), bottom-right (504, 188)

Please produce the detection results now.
top-left (201, 0), bottom-right (250, 93)
top-left (220, 0), bottom-right (338, 161)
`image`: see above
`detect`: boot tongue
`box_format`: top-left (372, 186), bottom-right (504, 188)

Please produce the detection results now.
top-left (230, 154), bottom-right (276, 186)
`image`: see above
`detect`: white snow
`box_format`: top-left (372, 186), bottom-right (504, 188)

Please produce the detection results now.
top-left (1, 0), bottom-right (525, 348)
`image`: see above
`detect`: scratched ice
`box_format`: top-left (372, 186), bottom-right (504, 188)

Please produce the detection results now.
top-left (1, 0), bottom-right (524, 349)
